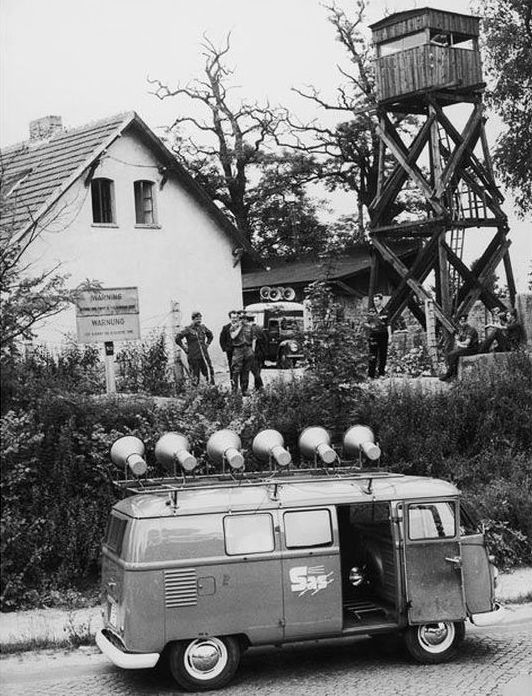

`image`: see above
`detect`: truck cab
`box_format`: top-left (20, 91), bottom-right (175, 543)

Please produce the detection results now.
top-left (244, 301), bottom-right (305, 368)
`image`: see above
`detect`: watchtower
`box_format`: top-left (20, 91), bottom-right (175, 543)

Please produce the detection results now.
top-left (368, 8), bottom-right (516, 335)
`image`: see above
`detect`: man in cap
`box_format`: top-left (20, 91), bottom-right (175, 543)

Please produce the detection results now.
top-left (229, 311), bottom-right (255, 395)
top-left (175, 311), bottom-right (215, 385)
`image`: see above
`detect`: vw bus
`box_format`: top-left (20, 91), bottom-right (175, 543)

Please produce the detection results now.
top-left (244, 301), bottom-right (305, 368)
top-left (96, 426), bottom-right (499, 692)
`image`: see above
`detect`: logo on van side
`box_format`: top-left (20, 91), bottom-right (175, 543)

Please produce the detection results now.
top-left (289, 565), bottom-right (334, 596)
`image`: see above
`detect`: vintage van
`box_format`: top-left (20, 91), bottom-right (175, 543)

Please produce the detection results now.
top-left (244, 301), bottom-right (305, 368)
top-left (96, 427), bottom-right (499, 692)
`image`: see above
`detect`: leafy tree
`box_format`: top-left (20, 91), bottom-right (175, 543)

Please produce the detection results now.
top-left (479, 0), bottom-right (532, 215)
top-left (0, 170), bottom-right (71, 358)
top-left (149, 34), bottom-right (283, 240)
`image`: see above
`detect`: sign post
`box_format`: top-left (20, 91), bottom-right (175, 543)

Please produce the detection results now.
top-left (75, 287), bottom-right (140, 394)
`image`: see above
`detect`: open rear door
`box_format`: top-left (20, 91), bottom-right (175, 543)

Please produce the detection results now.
top-left (459, 505), bottom-right (494, 614)
top-left (403, 500), bottom-right (465, 623)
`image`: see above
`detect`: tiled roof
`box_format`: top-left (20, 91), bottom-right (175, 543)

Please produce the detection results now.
top-left (0, 112), bottom-right (249, 252)
top-left (1, 113), bottom-right (130, 233)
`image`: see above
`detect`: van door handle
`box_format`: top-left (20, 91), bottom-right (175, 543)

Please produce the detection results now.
top-left (107, 581), bottom-right (117, 588)
top-left (445, 556), bottom-right (462, 568)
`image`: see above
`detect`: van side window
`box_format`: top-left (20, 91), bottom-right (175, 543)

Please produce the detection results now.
top-left (284, 509), bottom-right (333, 548)
top-left (224, 514), bottom-right (274, 555)
top-left (460, 503), bottom-right (482, 536)
top-left (408, 502), bottom-right (456, 540)
top-left (105, 515), bottom-right (128, 556)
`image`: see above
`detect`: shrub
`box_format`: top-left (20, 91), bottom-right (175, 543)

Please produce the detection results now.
top-left (0, 350), bottom-right (531, 609)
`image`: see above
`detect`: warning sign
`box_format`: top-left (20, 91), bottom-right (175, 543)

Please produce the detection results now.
top-left (75, 287), bottom-right (140, 343)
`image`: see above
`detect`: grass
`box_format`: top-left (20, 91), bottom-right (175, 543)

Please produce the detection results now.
top-left (0, 610), bottom-right (97, 655)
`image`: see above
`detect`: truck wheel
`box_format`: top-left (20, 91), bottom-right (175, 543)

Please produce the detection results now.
top-left (277, 352), bottom-right (290, 369)
top-left (168, 636), bottom-right (240, 692)
top-left (404, 621), bottom-right (464, 664)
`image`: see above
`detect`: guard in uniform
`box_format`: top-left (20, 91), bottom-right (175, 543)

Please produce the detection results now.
top-left (175, 311), bottom-right (215, 385)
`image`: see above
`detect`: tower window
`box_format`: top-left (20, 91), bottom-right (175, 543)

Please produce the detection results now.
top-left (91, 178), bottom-right (115, 224)
top-left (134, 180), bottom-right (157, 225)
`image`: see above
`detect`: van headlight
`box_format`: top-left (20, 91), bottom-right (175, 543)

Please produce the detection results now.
top-left (289, 341), bottom-right (298, 352)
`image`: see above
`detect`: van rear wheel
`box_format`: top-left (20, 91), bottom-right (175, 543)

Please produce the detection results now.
top-left (404, 620), bottom-right (465, 664)
top-left (168, 636), bottom-right (240, 692)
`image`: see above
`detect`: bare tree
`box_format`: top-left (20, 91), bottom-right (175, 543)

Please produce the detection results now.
top-left (149, 34), bottom-right (283, 240)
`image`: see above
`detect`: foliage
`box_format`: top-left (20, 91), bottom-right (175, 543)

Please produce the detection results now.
top-left (479, 0), bottom-right (532, 215)
top-left (1, 353), bottom-right (531, 609)
top-left (303, 281), bottom-right (367, 387)
top-left (1, 342), bottom-right (104, 414)
top-left (386, 336), bottom-right (435, 378)
top-left (116, 331), bottom-right (174, 396)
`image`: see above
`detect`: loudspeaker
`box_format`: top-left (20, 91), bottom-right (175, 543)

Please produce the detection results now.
top-left (268, 287), bottom-right (282, 302)
top-left (252, 429), bottom-right (291, 467)
top-left (343, 425), bottom-right (381, 461)
top-left (283, 287), bottom-right (296, 301)
top-left (298, 426), bottom-right (336, 465)
top-left (110, 436), bottom-right (147, 477)
top-left (206, 429), bottom-right (245, 470)
top-left (154, 432), bottom-right (197, 473)
top-left (260, 286), bottom-right (271, 300)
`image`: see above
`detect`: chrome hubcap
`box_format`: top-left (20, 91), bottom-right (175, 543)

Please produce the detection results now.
top-left (184, 638), bottom-right (227, 680)
top-left (418, 622), bottom-right (454, 653)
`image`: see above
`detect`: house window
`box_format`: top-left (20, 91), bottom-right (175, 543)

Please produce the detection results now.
top-left (134, 180), bottom-right (156, 225)
top-left (91, 178), bottom-right (115, 224)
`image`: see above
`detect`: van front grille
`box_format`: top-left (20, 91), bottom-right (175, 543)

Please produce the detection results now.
top-left (164, 568), bottom-right (198, 608)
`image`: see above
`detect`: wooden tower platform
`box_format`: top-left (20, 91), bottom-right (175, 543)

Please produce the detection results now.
top-left (368, 8), bottom-right (516, 334)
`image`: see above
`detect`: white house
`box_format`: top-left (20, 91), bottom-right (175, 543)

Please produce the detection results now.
top-left (1, 112), bottom-right (252, 369)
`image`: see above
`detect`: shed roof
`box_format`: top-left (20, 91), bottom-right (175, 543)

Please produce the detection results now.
top-left (242, 242), bottom-right (418, 290)
top-left (369, 7), bottom-right (479, 32)
top-left (0, 111), bottom-right (249, 251)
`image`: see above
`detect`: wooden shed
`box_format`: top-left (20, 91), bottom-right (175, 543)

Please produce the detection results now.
top-left (370, 8), bottom-right (483, 104)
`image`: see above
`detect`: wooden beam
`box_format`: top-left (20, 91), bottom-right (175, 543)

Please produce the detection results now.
top-left (372, 237), bottom-right (454, 332)
top-left (375, 115), bottom-right (445, 217)
top-left (430, 100), bottom-right (505, 206)
top-left (370, 114), bottom-right (435, 222)
top-left (455, 238), bottom-right (511, 318)
top-left (441, 240), bottom-right (503, 309)
top-left (371, 216), bottom-right (445, 236)
top-left (436, 104), bottom-right (483, 197)
top-left (503, 249), bottom-right (517, 306)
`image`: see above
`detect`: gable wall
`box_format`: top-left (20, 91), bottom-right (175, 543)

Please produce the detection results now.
top-left (22, 131), bottom-right (242, 369)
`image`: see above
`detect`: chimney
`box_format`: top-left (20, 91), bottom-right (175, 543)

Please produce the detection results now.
top-left (29, 115), bottom-right (63, 141)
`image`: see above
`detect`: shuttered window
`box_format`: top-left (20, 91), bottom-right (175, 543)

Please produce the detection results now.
top-left (134, 180), bottom-right (156, 225)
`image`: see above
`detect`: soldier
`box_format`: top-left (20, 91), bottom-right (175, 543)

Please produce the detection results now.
top-left (229, 312), bottom-right (255, 395)
top-left (219, 310), bottom-right (239, 370)
top-left (439, 314), bottom-right (479, 381)
top-left (175, 311), bottom-right (215, 385)
top-left (364, 294), bottom-right (391, 378)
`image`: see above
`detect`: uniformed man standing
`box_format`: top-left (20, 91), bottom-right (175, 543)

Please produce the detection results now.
top-left (364, 293), bottom-right (392, 378)
top-left (230, 312), bottom-right (255, 395)
top-left (175, 311), bottom-right (215, 385)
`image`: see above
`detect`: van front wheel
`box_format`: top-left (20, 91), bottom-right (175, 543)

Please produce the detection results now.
top-left (404, 621), bottom-right (464, 664)
top-left (168, 636), bottom-right (240, 692)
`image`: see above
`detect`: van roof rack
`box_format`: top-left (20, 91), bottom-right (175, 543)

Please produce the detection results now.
top-left (114, 466), bottom-right (402, 496)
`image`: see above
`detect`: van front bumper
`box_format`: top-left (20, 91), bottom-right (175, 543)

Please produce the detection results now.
top-left (96, 629), bottom-right (160, 669)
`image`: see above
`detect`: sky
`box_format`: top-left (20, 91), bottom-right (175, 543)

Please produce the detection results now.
top-left (1, 0), bottom-right (530, 290)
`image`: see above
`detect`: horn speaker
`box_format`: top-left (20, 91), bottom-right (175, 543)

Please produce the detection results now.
top-left (298, 426), bottom-right (336, 464)
top-left (154, 432), bottom-right (197, 472)
top-left (110, 435), bottom-right (147, 477)
top-left (260, 286), bottom-right (271, 300)
top-left (343, 425), bottom-right (381, 461)
top-left (252, 429), bottom-right (291, 467)
top-left (283, 287), bottom-right (296, 301)
top-left (268, 287), bottom-right (282, 302)
top-left (207, 429), bottom-right (245, 470)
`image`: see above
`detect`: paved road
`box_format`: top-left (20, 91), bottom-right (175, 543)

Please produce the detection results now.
top-left (1, 617), bottom-right (531, 696)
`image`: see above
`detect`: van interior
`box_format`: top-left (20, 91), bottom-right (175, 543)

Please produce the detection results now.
top-left (337, 502), bottom-right (399, 630)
